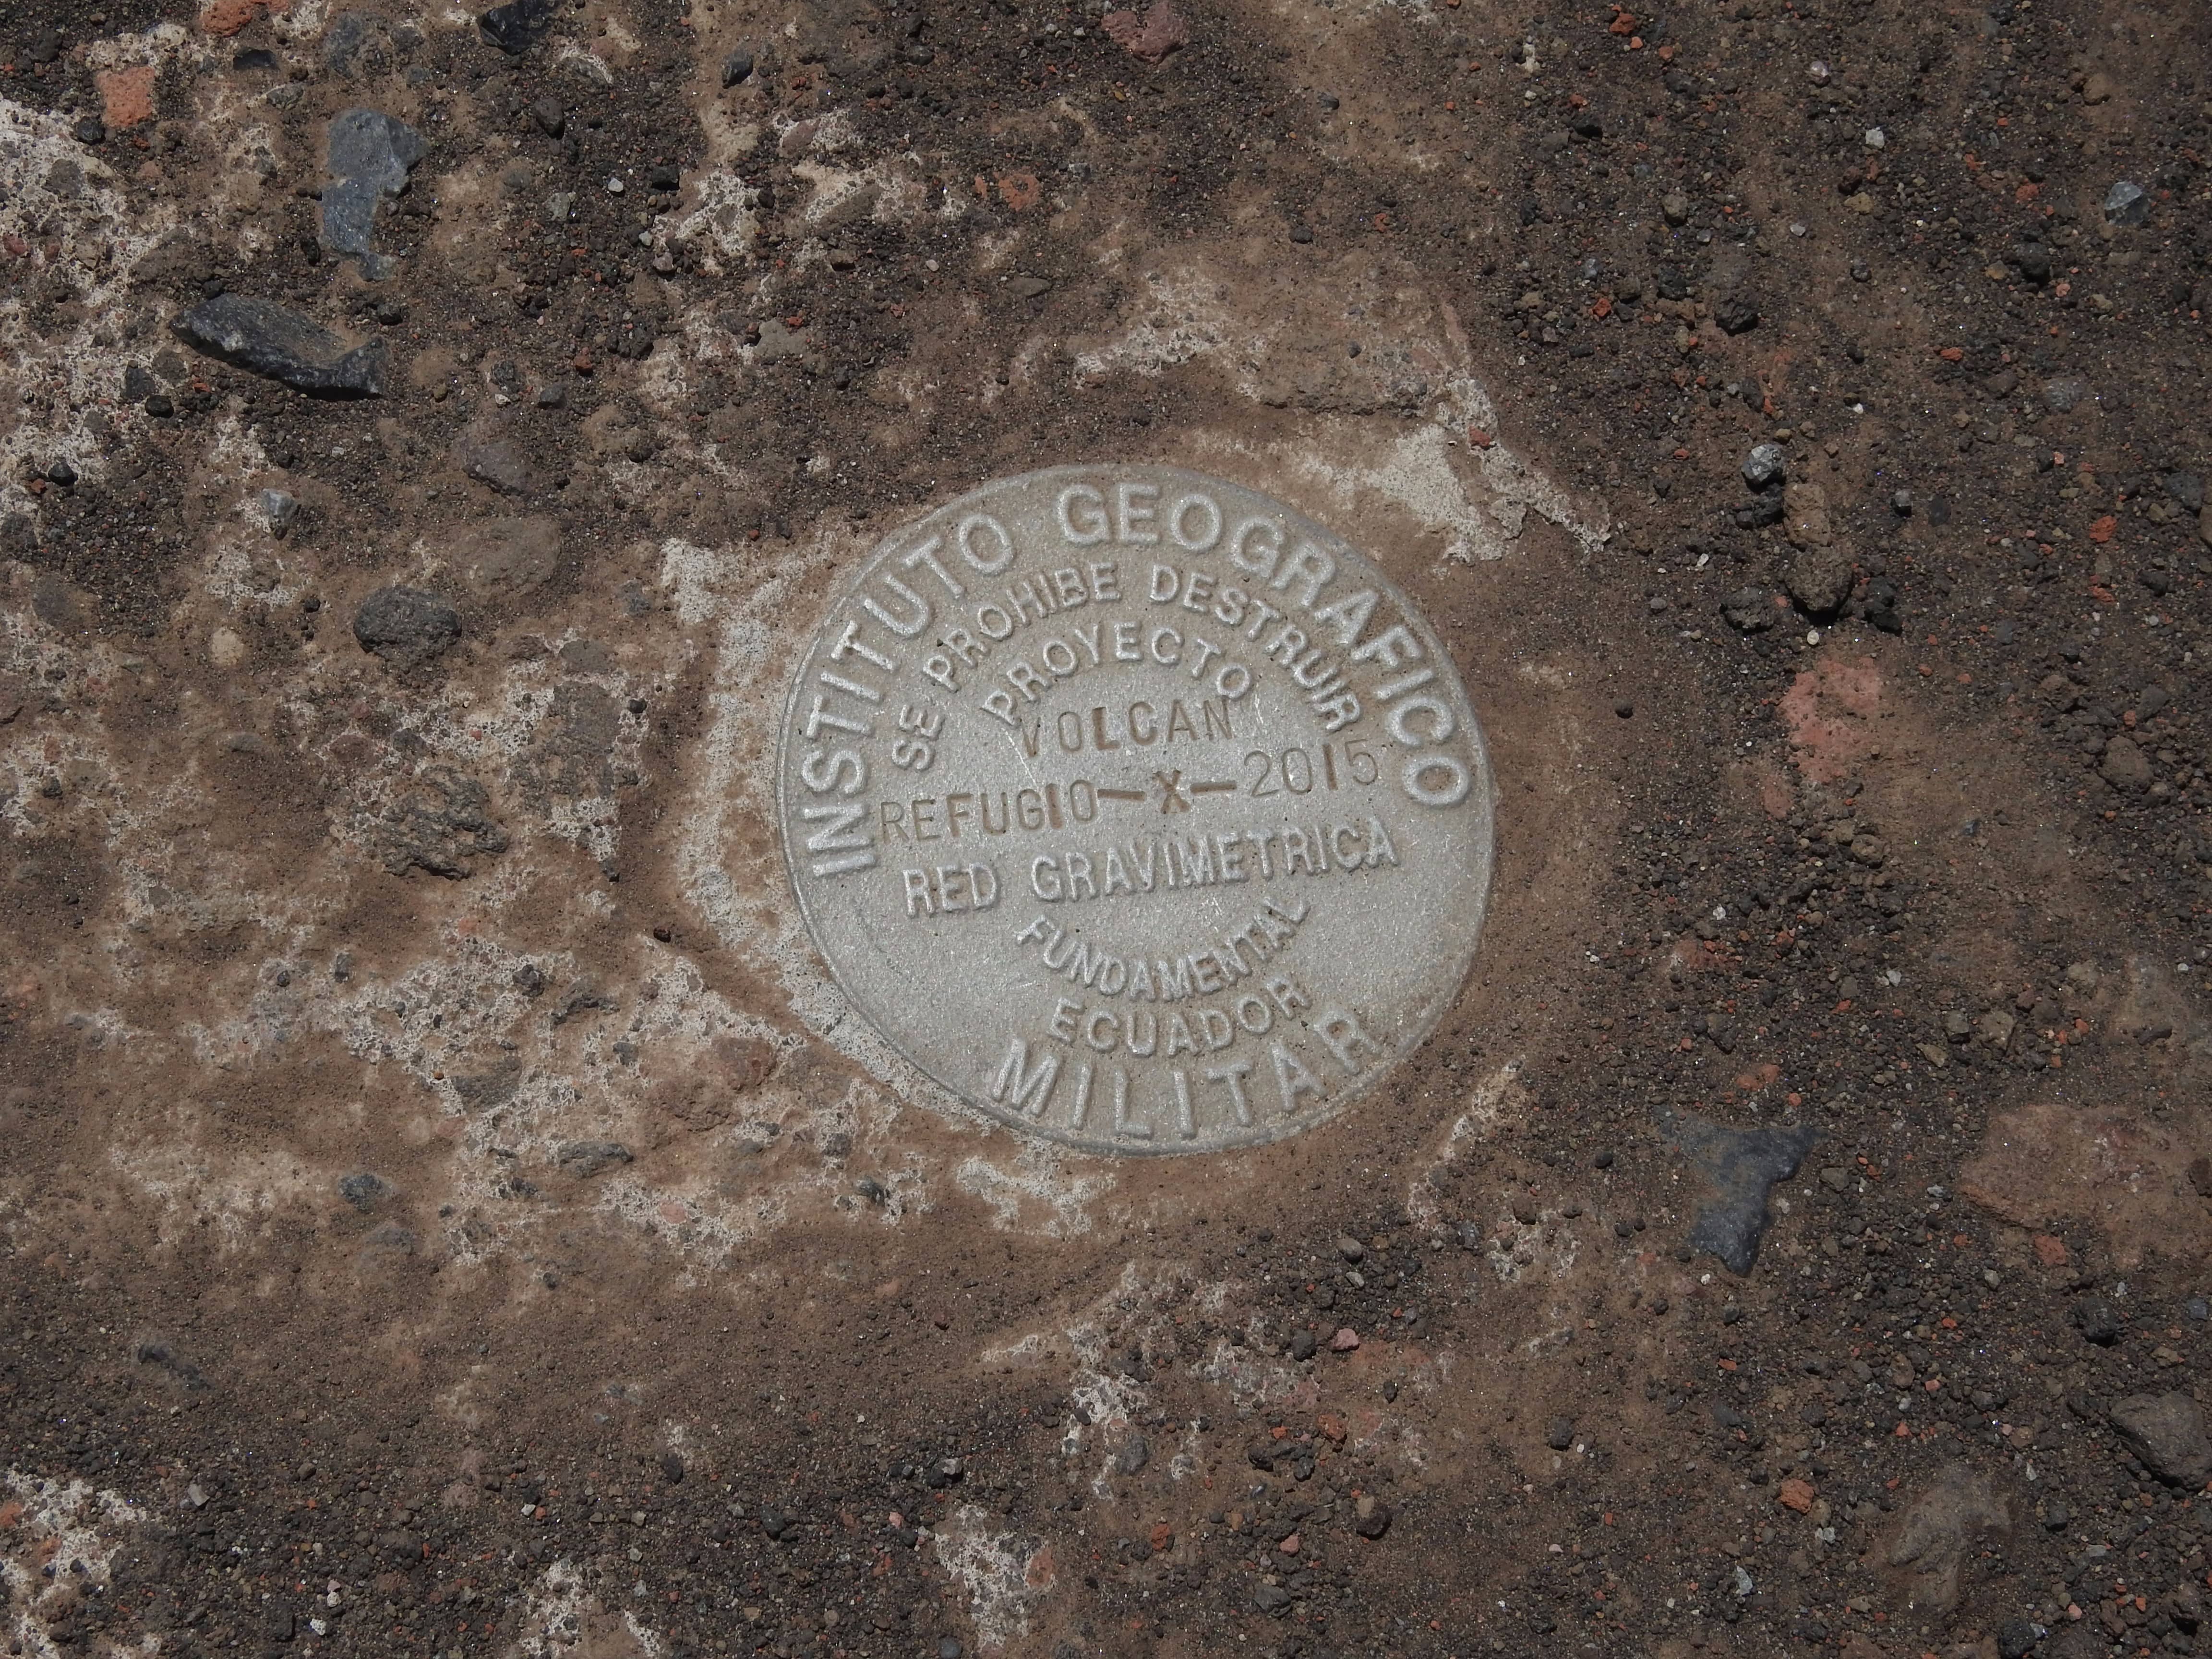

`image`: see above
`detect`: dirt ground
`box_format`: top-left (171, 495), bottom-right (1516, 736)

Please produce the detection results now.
top-left (4, 0), bottom-right (2212, 1656)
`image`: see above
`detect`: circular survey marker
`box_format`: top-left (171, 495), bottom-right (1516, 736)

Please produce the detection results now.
top-left (776, 467), bottom-right (1494, 1154)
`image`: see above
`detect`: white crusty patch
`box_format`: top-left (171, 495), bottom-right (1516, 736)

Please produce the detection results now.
top-left (0, 90), bottom-right (178, 518)
top-left (930, 1503), bottom-right (1053, 1650)
top-left (1, 1471), bottom-right (145, 1658)
top-left (1405, 1057), bottom-right (1525, 1235)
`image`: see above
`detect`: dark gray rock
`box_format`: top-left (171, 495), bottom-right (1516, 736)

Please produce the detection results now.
top-left (172, 295), bottom-right (385, 397)
top-left (2072, 1295), bottom-right (2121, 1344)
top-left (259, 488), bottom-right (299, 537)
top-left (556, 1140), bottom-right (632, 1178)
top-left (1660, 1107), bottom-right (1815, 1274)
top-left (452, 1060), bottom-right (521, 1110)
top-left (2108, 1393), bottom-right (2212, 1486)
top-left (321, 12), bottom-right (381, 74)
top-left (1862, 576), bottom-right (1902, 634)
top-left (1115, 1435), bottom-right (1150, 1476)
top-left (529, 96), bottom-right (565, 135)
top-left (1742, 442), bottom-right (1786, 489)
top-left (1720, 586), bottom-right (1775, 632)
top-left (337, 1172), bottom-right (390, 1210)
top-left (1712, 294), bottom-right (1759, 335)
top-left (2042, 375), bottom-right (2090, 413)
top-left (372, 764), bottom-right (507, 878)
top-left (353, 586), bottom-right (461, 668)
top-left (323, 109), bottom-right (427, 279)
top-left (478, 0), bottom-right (554, 54)
top-left (2165, 471), bottom-right (2204, 513)
top-left (721, 48), bottom-right (755, 86)
top-left (2104, 179), bottom-right (2149, 227)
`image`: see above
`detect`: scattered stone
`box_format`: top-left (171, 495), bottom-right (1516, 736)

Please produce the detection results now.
top-left (530, 96), bottom-right (565, 136)
top-left (323, 109), bottom-right (428, 279)
top-left (1720, 587), bottom-right (1775, 632)
top-left (73, 115), bottom-right (107, 146)
top-left (721, 48), bottom-right (755, 87)
top-left (1661, 191), bottom-right (1690, 225)
top-left (173, 294), bottom-right (385, 398)
top-left (1544, 1418), bottom-right (1574, 1451)
top-left (1353, 1495), bottom-right (1391, 1539)
top-left (1881, 1465), bottom-right (2009, 1613)
top-left (1288, 1330), bottom-right (1317, 1361)
top-left (1743, 442), bottom-right (1787, 490)
top-left (259, 488), bottom-right (298, 537)
top-left (337, 1172), bottom-right (390, 1210)
top-left (1115, 1436), bottom-right (1150, 1476)
top-left (2165, 471), bottom-right (2205, 513)
top-left (1862, 576), bottom-right (1902, 634)
top-left (1998, 1617), bottom-right (2045, 1659)
top-left (446, 516), bottom-right (561, 594)
top-left (1330, 1327), bottom-right (1360, 1351)
top-left (2103, 179), bottom-right (2149, 227)
top-left (1782, 481), bottom-right (1834, 548)
top-left (2042, 375), bottom-right (2089, 413)
top-left (1100, 0), bottom-right (1188, 62)
top-left (2071, 1295), bottom-right (2120, 1345)
top-left (1008, 275), bottom-right (1051, 299)
top-left (1335, 1235), bottom-right (1365, 1262)
top-left (556, 1140), bottom-right (633, 1178)
top-left (2107, 1393), bottom-right (2212, 1486)
top-left (373, 765), bottom-right (507, 877)
top-left (660, 1451), bottom-right (685, 1484)
top-left (1660, 1107), bottom-right (1816, 1274)
top-left (752, 318), bottom-right (815, 363)
top-left (352, 586), bottom-right (462, 669)
top-left (1712, 294), bottom-right (1759, 335)
top-left (452, 420), bottom-right (540, 495)
top-left (96, 66), bottom-right (157, 132)
top-left (2097, 735), bottom-right (2153, 792)
top-left (478, 0), bottom-right (554, 55)
top-left (1784, 546), bottom-right (1856, 617)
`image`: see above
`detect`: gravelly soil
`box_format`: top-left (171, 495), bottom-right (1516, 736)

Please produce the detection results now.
top-left (3, 0), bottom-right (2212, 1656)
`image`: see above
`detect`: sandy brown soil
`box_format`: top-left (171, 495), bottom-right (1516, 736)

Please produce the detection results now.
top-left (4, 0), bottom-right (2212, 1657)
